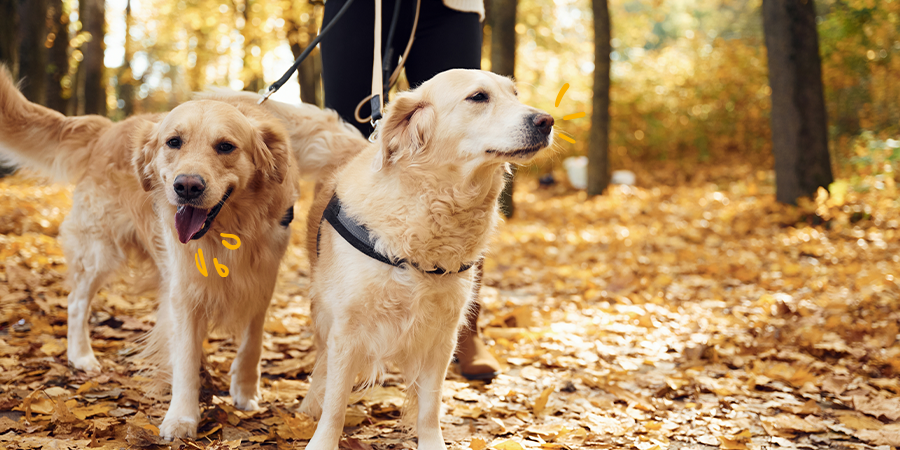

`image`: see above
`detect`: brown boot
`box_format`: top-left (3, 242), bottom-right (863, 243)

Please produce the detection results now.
top-left (457, 319), bottom-right (501, 380)
top-left (456, 262), bottom-right (501, 380)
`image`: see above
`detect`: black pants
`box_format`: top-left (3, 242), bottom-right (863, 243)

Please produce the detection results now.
top-left (320, 0), bottom-right (482, 136)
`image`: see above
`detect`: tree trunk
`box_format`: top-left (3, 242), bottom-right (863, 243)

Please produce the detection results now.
top-left (0, 0), bottom-right (19, 177)
top-left (45, 0), bottom-right (69, 114)
top-left (241, 0), bottom-right (264, 93)
top-left (17, 0), bottom-right (47, 105)
top-left (287, 4), bottom-right (323, 106)
top-left (116, 0), bottom-right (135, 118)
top-left (490, 0), bottom-right (518, 218)
top-left (587, 0), bottom-right (611, 196)
top-left (762, 0), bottom-right (833, 205)
top-left (79, 0), bottom-right (106, 116)
top-left (0, 0), bottom-right (16, 77)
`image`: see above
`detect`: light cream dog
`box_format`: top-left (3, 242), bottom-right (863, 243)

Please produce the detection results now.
top-left (0, 67), bottom-right (365, 440)
top-left (300, 69), bottom-right (554, 450)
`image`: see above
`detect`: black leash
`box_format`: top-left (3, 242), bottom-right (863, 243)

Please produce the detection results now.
top-left (258, 0), bottom-right (357, 105)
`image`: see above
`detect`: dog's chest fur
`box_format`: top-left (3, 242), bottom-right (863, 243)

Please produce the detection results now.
top-left (315, 229), bottom-right (475, 362)
top-left (157, 205), bottom-right (291, 331)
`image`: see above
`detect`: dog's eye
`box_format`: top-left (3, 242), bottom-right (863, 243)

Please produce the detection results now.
top-left (467, 92), bottom-right (489, 102)
top-left (216, 142), bottom-right (236, 154)
top-left (166, 137), bottom-right (182, 149)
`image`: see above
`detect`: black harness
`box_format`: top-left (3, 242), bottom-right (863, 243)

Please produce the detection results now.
top-left (318, 194), bottom-right (474, 275)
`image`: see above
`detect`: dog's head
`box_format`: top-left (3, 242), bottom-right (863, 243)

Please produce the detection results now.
top-left (132, 100), bottom-right (290, 243)
top-left (373, 69), bottom-right (553, 171)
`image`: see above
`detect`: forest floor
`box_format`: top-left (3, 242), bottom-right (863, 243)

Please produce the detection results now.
top-left (0, 163), bottom-right (899, 450)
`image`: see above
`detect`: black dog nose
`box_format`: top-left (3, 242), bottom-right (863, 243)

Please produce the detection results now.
top-left (532, 114), bottom-right (554, 135)
top-left (173, 174), bottom-right (206, 200)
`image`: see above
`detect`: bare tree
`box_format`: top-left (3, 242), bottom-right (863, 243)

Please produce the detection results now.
top-left (762, 0), bottom-right (833, 204)
top-left (17, 0), bottom-right (48, 104)
top-left (587, 0), bottom-right (611, 196)
top-left (0, 0), bottom-right (19, 177)
top-left (490, 0), bottom-right (518, 218)
top-left (46, 0), bottom-right (70, 114)
top-left (286, 2), bottom-right (323, 106)
top-left (79, 0), bottom-right (106, 116)
top-left (241, 0), bottom-right (265, 93)
top-left (0, 0), bottom-right (16, 77)
top-left (116, 0), bottom-right (135, 117)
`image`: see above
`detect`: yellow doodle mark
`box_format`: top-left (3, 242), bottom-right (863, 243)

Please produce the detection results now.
top-left (195, 248), bottom-right (209, 277)
top-left (214, 258), bottom-right (229, 277)
top-left (195, 232), bottom-right (241, 277)
top-left (221, 233), bottom-right (241, 250)
top-left (555, 83), bottom-right (569, 108)
top-left (555, 83), bottom-right (585, 144)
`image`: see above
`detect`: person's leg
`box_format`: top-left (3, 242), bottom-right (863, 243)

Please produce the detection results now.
top-left (320, 0), bottom-right (413, 137)
top-left (402, 1), bottom-right (482, 87)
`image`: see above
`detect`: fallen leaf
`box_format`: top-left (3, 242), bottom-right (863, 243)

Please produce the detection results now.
top-left (493, 440), bottom-right (525, 450)
top-left (533, 386), bottom-right (554, 416)
top-left (839, 414), bottom-right (884, 430)
top-left (71, 403), bottom-right (112, 420)
top-left (761, 414), bottom-right (826, 433)
top-left (855, 424), bottom-right (900, 446)
top-left (50, 397), bottom-right (77, 424)
top-left (343, 406), bottom-right (367, 427)
top-left (853, 395), bottom-right (900, 421)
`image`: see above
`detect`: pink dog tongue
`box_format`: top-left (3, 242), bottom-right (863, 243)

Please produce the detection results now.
top-left (175, 206), bottom-right (210, 244)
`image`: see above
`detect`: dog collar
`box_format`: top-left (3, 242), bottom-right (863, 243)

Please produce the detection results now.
top-left (318, 194), bottom-right (473, 275)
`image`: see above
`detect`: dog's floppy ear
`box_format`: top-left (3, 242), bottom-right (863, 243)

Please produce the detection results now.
top-left (373, 93), bottom-right (435, 171)
top-left (132, 120), bottom-right (160, 192)
top-left (250, 119), bottom-right (290, 184)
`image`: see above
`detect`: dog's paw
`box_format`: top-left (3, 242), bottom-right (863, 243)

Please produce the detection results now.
top-left (232, 394), bottom-right (260, 411)
top-left (68, 352), bottom-right (101, 373)
top-left (305, 433), bottom-right (340, 450)
top-left (159, 416), bottom-right (198, 441)
top-left (416, 437), bottom-right (448, 450)
top-left (297, 396), bottom-right (322, 419)
top-left (230, 376), bottom-right (261, 411)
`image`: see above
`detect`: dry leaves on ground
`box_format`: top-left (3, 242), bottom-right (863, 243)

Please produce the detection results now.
top-left (0, 164), bottom-right (898, 449)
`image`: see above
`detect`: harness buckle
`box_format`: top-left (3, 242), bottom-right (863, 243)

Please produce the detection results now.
top-left (368, 119), bottom-right (381, 143)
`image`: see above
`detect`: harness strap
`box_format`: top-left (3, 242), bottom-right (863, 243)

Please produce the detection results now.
top-left (318, 194), bottom-right (474, 275)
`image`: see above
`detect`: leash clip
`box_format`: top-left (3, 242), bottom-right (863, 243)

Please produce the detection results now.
top-left (257, 88), bottom-right (275, 105)
top-left (368, 119), bottom-right (381, 143)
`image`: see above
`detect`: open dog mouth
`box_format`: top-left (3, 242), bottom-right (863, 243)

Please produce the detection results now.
top-left (485, 144), bottom-right (545, 158)
top-left (174, 187), bottom-right (233, 244)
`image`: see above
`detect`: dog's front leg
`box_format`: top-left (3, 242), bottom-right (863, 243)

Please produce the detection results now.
top-left (160, 299), bottom-right (207, 440)
top-left (230, 311), bottom-right (265, 410)
top-left (415, 336), bottom-right (456, 450)
top-left (305, 332), bottom-right (358, 450)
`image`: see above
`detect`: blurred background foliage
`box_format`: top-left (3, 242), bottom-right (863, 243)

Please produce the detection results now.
top-left (4, 0), bottom-right (899, 181)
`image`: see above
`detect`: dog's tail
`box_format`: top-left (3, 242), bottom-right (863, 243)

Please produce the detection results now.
top-left (195, 89), bottom-right (368, 179)
top-left (0, 65), bottom-right (112, 183)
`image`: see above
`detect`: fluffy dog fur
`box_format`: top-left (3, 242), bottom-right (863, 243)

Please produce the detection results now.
top-left (0, 66), bottom-right (366, 440)
top-left (300, 69), bottom-right (554, 450)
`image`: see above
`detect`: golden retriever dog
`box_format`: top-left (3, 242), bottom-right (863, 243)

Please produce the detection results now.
top-left (300, 69), bottom-right (554, 450)
top-left (0, 67), bottom-right (365, 440)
